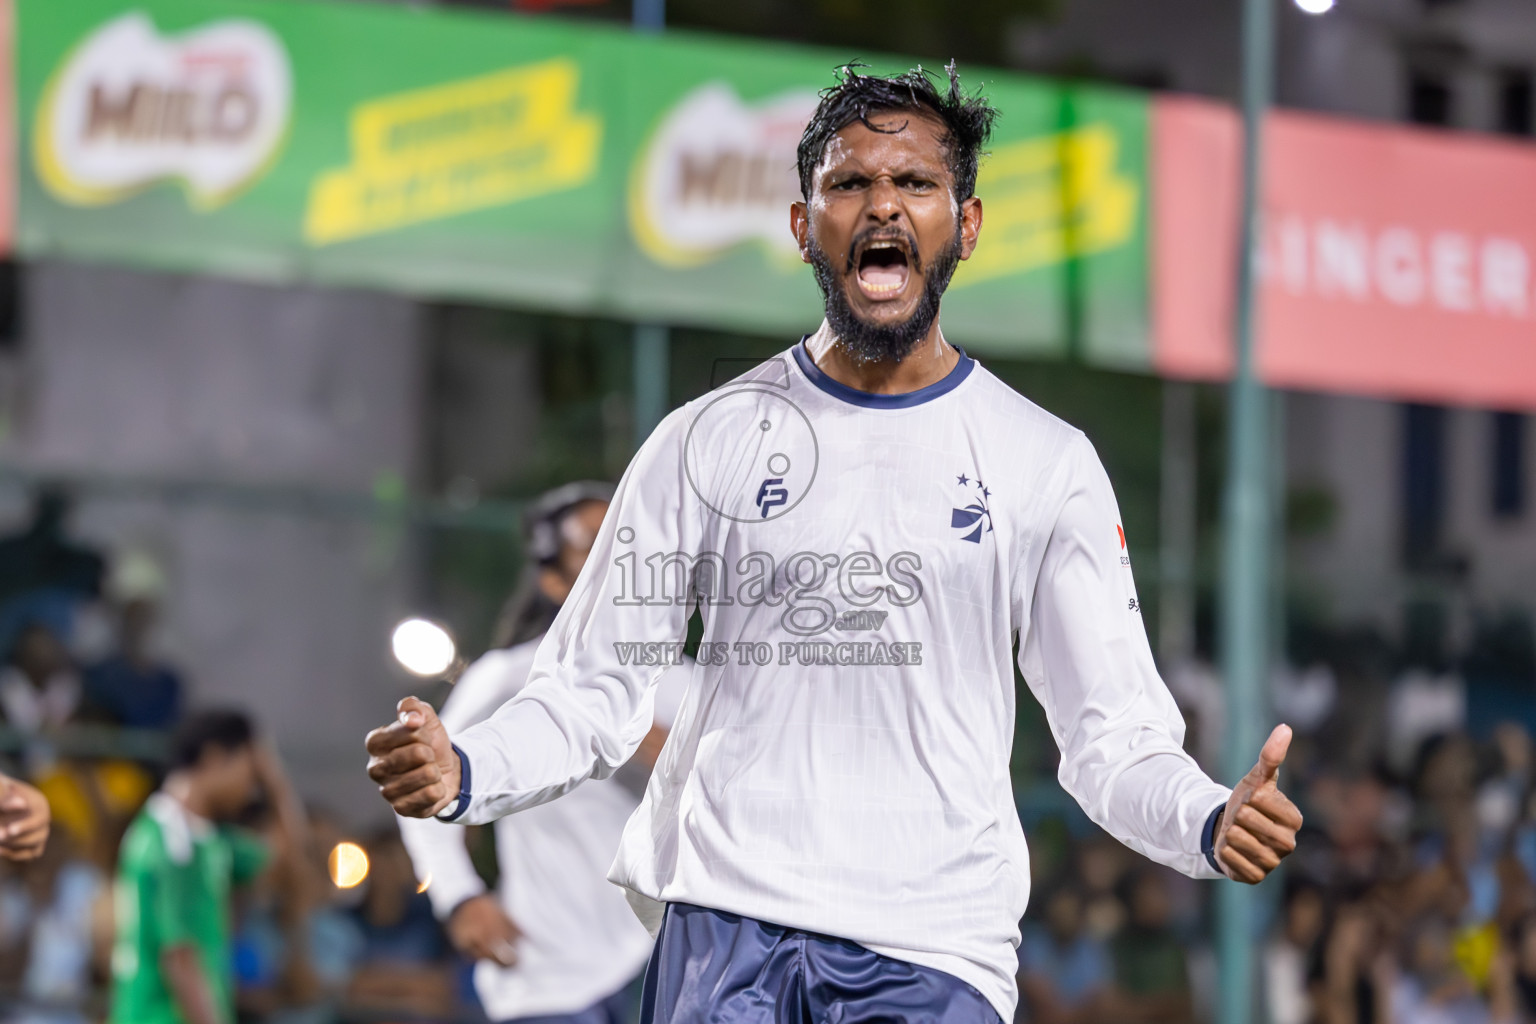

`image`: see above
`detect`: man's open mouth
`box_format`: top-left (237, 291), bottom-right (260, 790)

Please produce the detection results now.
top-left (855, 240), bottom-right (911, 300)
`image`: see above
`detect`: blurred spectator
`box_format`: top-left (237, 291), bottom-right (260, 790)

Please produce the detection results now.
top-left (108, 711), bottom-right (306, 1024)
top-left (1381, 913), bottom-right (1516, 1024)
top-left (1476, 724), bottom-right (1532, 853)
top-left (4, 832), bottom-right (106, 1024)
top-left (82, 550), bottom-right (183, 730)
top-left (0, 623), bottom-right (81, 737)
top-left (1108, 868), bottom-right (1194, 1024)
top-left (1265, 879), bottom-right (1326, 1024)
top-left (0, 621), bottom-right (151, 866)
top-left (231, 805), bottom-right (370, 1024)
top-left (1078, 838), bottom-right (1132, 941)
top-left (1317, 901), bottom-right (1384, 1024)
top-left (1511, 914), bottom-right (1536, 1020)
top-left (1017, 886), bottom-right (1112, 1024)
top-left (1305, 770), bottom-right (1404, 889)
top-left (1390, 670), bottom-right (1468, 778)
top-left (343, 830), bottom-right (460, 1020)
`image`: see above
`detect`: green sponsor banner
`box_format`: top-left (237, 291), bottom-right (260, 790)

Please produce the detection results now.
top-left (17, 0), bottom-right (1150, 365)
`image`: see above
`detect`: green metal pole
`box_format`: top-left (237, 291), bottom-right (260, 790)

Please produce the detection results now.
top-left (632, 323), bottom-right (670, 446)
top-left (630, 0), bottom-right (668, 448)
top-left (1218, 0), bottom-right (1275, 1021)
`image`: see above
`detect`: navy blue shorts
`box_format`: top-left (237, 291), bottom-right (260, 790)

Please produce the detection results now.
top-left (638, 904), bottom-right (1001, 1024)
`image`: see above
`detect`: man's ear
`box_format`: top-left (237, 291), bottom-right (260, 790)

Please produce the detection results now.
top-left (958, 196), bottom-right (983, 260)
top-left (790, 201), bottom-right (811, 263)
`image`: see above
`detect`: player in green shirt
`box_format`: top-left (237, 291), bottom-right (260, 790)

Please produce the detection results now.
top-left (111, 710), bottom-right (306, 1024)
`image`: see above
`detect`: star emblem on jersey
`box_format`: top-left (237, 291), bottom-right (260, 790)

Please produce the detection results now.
top-left (950, 474), bottom-right (993, 543)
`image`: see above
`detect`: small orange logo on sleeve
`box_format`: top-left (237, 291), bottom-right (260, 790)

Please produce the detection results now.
top-left (1117, 525), bottom-right (1126, 549)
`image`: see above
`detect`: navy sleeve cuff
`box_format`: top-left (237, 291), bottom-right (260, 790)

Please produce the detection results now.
top-left (436, 744), bottom-right (473, 822)
top-left (1202, 802), bottom-right (1226, 876)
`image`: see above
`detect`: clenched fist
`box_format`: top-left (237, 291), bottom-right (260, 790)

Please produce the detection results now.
top-left (365, 697), bottom-right (461, 818)
top-left (1214, 724), bottom-right (1304, 884)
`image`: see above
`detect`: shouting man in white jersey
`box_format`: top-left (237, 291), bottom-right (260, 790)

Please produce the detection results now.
top-left (367, 63), bottom-right (1302, 1023)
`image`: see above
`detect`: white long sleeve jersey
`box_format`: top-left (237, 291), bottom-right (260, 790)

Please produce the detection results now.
top-left (452, 342), bottom-right (1231, 1020)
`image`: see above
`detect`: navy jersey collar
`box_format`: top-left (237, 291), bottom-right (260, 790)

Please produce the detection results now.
top-left (792, 337), bottom-right (974, 409)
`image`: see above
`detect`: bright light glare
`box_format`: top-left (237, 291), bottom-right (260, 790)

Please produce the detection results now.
top-left (329, 841), bottom-right (370, 889)
top-left (392, 618), bottom-right (456, 677)
top-left (1294, 0), bottom-right (1335, 14)
top-left (416, 872), bottom-right (432, 894)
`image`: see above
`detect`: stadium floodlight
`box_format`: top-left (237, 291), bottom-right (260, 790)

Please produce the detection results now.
top-left (329, 841), bottom-right (370, 889)
top-left (391, 618), bottom-right (456, 677)
top-left (1294, 0), bottom-right (1335, 13)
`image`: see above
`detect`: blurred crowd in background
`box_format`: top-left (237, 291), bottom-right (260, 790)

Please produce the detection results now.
top-left (0, 491), bottom-right (482, 1024)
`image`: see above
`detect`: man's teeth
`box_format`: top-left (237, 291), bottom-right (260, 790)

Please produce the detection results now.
top-left (855, 240), bottom-right (909, 294)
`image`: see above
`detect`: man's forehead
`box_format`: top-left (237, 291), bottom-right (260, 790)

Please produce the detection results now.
top-left (816, 112), bottom-right (949, 174)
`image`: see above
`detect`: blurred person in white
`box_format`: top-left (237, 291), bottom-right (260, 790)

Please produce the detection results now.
top-left (0, 622), bottom-right (81, 740)
top-left (398, 483), bottom-right (688, 1024)
top-left (3, 831), bottom-right (105, 1024)
top-left (1479, 724), bottom-right (1532, 857)
top-left (368, 64), bottom-right (1305, 1022)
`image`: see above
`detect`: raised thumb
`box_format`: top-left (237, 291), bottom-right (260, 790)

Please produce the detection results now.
top-left (1252, 723), bottom-right (1293, 784)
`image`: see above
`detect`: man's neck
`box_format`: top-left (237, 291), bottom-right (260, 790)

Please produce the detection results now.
top-left (806, 321), bottom-right (959, 396)
top-left (163, 772), bottom-right (214, 821)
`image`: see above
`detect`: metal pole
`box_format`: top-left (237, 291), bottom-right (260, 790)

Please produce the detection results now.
top-left (630, 0), bottom-right (667, 447)
top-left (632, 323), bottom-right (669, 446)
top-left (1218, 0), bottom-right (1275, 1021)
top-left (1159, 381), bottom-right (1198, 668)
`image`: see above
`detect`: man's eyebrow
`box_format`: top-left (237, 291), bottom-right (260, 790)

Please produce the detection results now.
top-left (818, 156), bottom-right (867, 178)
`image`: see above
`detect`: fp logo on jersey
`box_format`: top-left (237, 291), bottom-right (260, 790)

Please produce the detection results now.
top-left (756, 477), bottom-right (789, 518)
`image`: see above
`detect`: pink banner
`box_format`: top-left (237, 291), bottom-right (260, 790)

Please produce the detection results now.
top-left (1153, 96), bottom-right (1536, 410)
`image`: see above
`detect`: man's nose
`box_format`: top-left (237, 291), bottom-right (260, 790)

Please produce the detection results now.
top-left (864, 177), bottom-right (903, 223)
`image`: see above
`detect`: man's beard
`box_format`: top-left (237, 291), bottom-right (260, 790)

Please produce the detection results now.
top-left (808, 225), bottom-right (963, 365)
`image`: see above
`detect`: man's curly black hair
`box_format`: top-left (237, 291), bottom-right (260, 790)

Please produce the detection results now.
top-left (796, 61), bottom-right (999, 204)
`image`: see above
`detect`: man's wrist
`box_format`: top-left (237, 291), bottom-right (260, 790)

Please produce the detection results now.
top-left (436, 744), bottom-right (473, 822)
top-left (446, 890), bottom-right (492, 923)
top-left (1201, 803), bottom-right (1226, 876)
